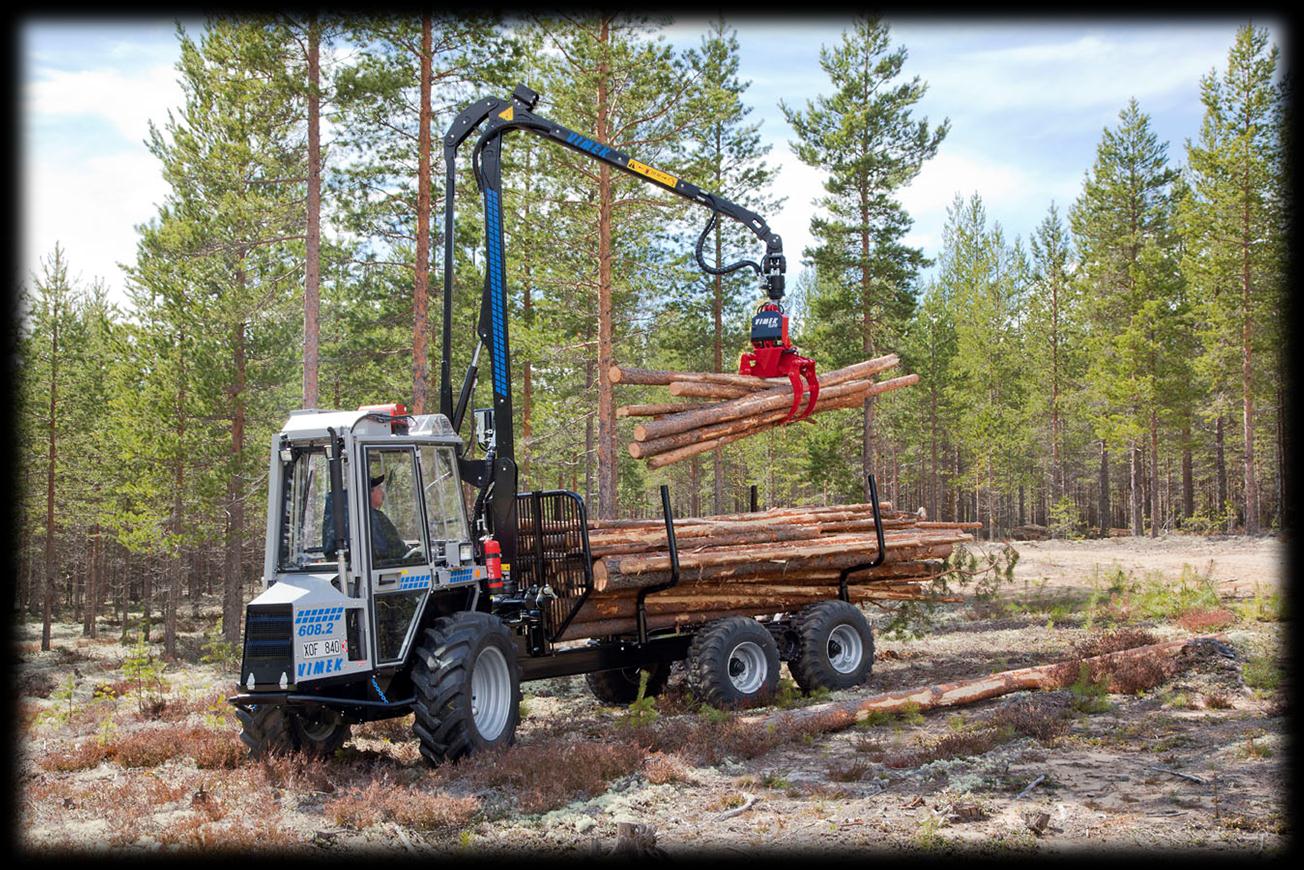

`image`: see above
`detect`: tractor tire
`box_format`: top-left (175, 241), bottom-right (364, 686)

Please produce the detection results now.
top-left (786, 600), bottom-right (874, 693)
top-left (585, 660), bottom-right (671, 705)
top-left (685, 616), bottom-right (780, 709)
top-left (237, 704), bottom-right (351, 759)
top-left (411, 611), bottom-right (521, 765)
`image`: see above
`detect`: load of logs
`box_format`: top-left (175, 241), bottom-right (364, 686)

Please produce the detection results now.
top-left (612, 353), bottom-right (918, 468)
top-left (557, 501), bottom-right (982, 641)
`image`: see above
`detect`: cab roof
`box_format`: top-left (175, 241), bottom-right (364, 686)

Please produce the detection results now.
top-left (279, 409), bottom-right (462, 444)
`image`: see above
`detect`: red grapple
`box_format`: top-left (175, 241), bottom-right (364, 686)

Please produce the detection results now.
top-left (738, 302), bottom-right (819, 423)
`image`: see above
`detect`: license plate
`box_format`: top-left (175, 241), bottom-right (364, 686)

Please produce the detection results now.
top-left (302, 639), bottom-right (342, 660)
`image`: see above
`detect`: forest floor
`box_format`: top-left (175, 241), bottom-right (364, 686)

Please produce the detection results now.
top-left (15, 533), bottom-right (1288, 857)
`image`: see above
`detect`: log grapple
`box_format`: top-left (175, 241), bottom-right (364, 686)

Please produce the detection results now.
top-left (739, 301), bottom-right (819, 422)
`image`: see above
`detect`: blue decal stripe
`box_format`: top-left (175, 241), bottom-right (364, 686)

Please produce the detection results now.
top-left (294, 605), bottom-right (345, 624)
top-left (486, 189), bottom-right (508, 397)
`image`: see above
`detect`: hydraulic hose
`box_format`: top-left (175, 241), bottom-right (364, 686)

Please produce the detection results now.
top-left (694, 208), bottom-right (762, 278)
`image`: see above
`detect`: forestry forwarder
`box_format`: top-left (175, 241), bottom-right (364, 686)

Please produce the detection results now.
top-left (229, 85), bottom-right (878, 763)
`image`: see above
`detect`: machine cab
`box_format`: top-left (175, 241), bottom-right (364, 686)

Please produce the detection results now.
top-left (240, 408), bottom-right (484, 693)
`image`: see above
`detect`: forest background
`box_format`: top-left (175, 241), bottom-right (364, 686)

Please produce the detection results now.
top-left (12, 15), bottom-right (1290, 655)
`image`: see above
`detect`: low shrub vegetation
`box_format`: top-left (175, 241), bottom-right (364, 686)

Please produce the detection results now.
top-left (325, 779), bottom-right (480, 832)
top-left (430, 735), bottom-right (644, 815)
top-left (40, 723), bottom-right (244, 772)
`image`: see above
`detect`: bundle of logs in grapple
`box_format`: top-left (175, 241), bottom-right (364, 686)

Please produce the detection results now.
top-left (612, 353), bottom-right (918, 469)
top-left (556, 501), bottom-right (981, 641)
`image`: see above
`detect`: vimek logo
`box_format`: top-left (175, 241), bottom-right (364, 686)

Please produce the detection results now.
top-left (297, 657), bottom-right (345, 679)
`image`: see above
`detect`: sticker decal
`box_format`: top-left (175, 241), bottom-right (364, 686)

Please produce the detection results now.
top-left (295, 606), bottom-right (344, 637)
top-left (296, 657), bottom-right (345, 679)
top-left (626, 158), bottom-right (677, 188)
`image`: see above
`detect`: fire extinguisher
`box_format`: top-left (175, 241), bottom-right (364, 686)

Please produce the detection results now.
top-left (483, 537), bottom-right (503, 591)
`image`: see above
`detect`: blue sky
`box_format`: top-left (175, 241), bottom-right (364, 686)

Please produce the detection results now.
top-left (21, 16), bottom-right (1284, 307)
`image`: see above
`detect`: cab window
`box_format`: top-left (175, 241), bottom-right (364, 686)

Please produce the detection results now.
top-left (278, 446), bottom-right (337, 572)
top-left (364, 448), bottom-right (427, 570)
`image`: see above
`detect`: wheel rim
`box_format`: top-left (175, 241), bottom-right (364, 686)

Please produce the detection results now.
top-left (727, 641), bottom-right (767, 694)
top-left (299, 712), bottom-right (339, 742)
top-left (827, 625), bottom-right (863, 674)
top-left (471, 645), bottom-right (512, 740)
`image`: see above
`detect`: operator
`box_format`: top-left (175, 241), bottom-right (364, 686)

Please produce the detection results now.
top-left (368, 473), bottom-right (410, 564)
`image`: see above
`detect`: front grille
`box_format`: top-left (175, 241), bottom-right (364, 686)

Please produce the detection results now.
top-left (239, 603), bottom-right (293, 689)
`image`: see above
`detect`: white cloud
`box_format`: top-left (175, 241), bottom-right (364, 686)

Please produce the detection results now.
top-left (25, 61), bottom-right (182, 143)
top-left (766, 149), bottom-right (823, 266)
top-left (922, 30), bottom-right (1231, 116)
top-left (23, 147), bottom-right (169, 300)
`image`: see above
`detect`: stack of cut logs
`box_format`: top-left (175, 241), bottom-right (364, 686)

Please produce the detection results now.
top-left (613, 353), bottom-right (918, 468)
top-left (558, 501), bottom-right (981, 641)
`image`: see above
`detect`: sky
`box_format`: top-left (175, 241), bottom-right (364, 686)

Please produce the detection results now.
top-left (20, 15), bottom-right (1285, 309)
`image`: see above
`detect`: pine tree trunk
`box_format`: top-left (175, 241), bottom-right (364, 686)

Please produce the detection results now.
top-left (42, 300), bottom-right (58, 652)
top-left (303, 16), bottom-right (321, 409)
top-left (1240, 155), bottom-right (1259, 534)
top-left (1149, 411), bottom-right (1160, 537)
top-left (521, 145), bottom-right (534, 483)
top-left (1098, 441), bottom-right (1109, 538)
top-left (224, 311), bottom-right (247, 644)
top-left (1129, 442), bottom-right (1142, 536)
top-left (1182, 420), bottom-right (1194, 522)
top-left (412, 14), bottom-right (433, 414)
top-left (584, 356), bottom-right (595, 509)
top-left (595, 17), bottom-right (617, 519)
top-left (1215, 414), bottom-right (1228, 522)
top-left (928, 386), bottom-right (939, 521)
top-left (142, 564), bottom-right (152, 643)
top-left (82, 525), bottom-right (98, 637)
top-left (712, 174), bottom-right (725, 515)
top-left (860, 196), bottom-right (876, 499)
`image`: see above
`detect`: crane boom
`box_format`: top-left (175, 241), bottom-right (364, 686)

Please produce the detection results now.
top-left (439, 84), bottom-right (792, 571)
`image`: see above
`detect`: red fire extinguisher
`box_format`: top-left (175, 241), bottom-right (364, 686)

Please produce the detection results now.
top-left (483, 537), bottom-right (503, 590)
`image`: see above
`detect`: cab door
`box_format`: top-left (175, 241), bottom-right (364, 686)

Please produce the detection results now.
top-left (362, 446), bottom-right (432, 665)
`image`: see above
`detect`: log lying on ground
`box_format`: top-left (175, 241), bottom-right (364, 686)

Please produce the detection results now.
top-left (738, 634), bottom-right (1225, 731)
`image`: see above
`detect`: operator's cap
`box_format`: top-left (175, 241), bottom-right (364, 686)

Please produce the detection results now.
top-left (369, 473), bottom-right (385, 488)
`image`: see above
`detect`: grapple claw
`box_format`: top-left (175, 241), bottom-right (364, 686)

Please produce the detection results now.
top-left (783, 369), bottom-right (804, 423)
top-left (795, 359), bottom-right (819, 421)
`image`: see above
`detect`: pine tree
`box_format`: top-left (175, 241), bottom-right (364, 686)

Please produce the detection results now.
top-left (938, 194), bottom-right (1029, 539)
top-left (1070, 98), bottom-right (1179, 536)
top-left (137, 18), bottom-right (306, 642)
top-left (675, 17), bottom-right (781, 512)
top-left (781, 16), bottom-right (948, 498)
top-left (330, 15), bottom-right (513, 414)
top-left (1025, 202), bottom-right (1080, 523)
top-left (21, 245), bottom-right (80, 650)
top-left (532, 14), bottom-right (703, 518)
top-left (1182, 23), bottom-right (1284, 534)
top-left (898, 276), bottom-right (958, 521)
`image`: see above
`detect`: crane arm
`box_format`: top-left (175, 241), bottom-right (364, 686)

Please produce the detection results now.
top-left (439, 84), bottom-right (791, 570)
